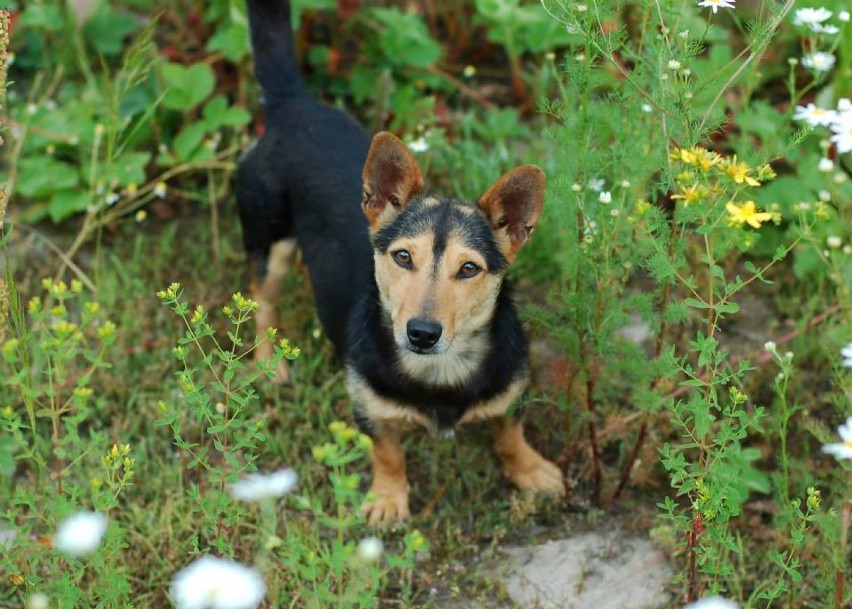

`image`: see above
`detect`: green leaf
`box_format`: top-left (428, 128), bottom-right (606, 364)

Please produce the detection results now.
top-left (90, 152), bottom-right (151, 187)
top-left (48, 190), bottom-right (91, 223)
top-left (684, 297), bottom-right (709, 309)
top-left (372, 8), bottom-right (441, 69)
top-left (83, 5), bottom-right (138, 56)
top-left (716, 301), bottom-right (740, 314)
top-left (162, 63), bottom-right (215, 111)
top-left (206, 22), bottom-right (250, 62)
top-left (16, 157), bottom-right (80, 198)
top-left (173, 123), bottom-right (210, 161)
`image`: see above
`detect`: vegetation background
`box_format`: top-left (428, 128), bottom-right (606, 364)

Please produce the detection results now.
top-left (0, 0), bottom-right (850, 608)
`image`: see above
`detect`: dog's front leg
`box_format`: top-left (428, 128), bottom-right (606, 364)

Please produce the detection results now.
top-left (491, 416), bottom-right (564, 496)
top-left (362, 424), bottom-right (411, 525)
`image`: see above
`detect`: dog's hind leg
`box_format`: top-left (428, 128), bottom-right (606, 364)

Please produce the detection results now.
top-left (250, 238), bottom-right (298, 383)
top-left (237, 141), bottom-right (297, 384)
top-left (362, 424), bottom-right (411, 525)
top-left (491, 416), bottom-right (565, 496)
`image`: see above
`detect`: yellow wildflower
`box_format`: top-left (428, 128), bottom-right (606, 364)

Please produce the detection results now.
top-left (671, 183), bottom-right (706, 206)
top-left (726, 200), bottom-right (773, 229)
top-left (635, 200), bottom-right (651, 215)
top-left (678, 147), bottom-right (721, 171)
top-left (721, 156), bottom-right (761, 187)
top-left (814, 201), bottom-right (829, 219)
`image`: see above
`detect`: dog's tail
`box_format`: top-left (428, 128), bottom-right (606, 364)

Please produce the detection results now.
top-left (247, 0), bottom-right (305, 101)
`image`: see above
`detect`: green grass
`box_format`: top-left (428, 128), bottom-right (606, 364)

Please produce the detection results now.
top-left (3, 208), bottom-right (582, 607)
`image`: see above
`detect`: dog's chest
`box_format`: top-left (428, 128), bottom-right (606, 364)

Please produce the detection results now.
top-left (347, 366), bottom-right (526, 433)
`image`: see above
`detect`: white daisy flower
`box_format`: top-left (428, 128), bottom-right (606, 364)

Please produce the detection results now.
top-left (228, 469), bottom-right (298, 502)
top-left (842, 343), bottom-right (852, 368)
top-left (826, 235), bottom-right (842, 248)
top-left (154, 181), bottom-right (168, 198)
top-left (822, 415), bottom-right (852, 461)
top-left (598, 191), bottom-right (612, 204)
top-left (26, 593), bottom-right (50, 609)
top-left (53, 511), bottom-right (107, 557)
top-left (685, 597), bottom-right (740, 609)
top-left (641, 103), bottom-right (653, 113)
top-left (587, 178), bottom-right (605, 192)
top-left (801, 52), bottom-right (836, 72)
top-left (697, 0), bottom-right (736, 14)
top-left (171, 556), bottom-right (266, 609)
top-left (356, 537), bottom-right (384, 562)
top-left (407, 137), bottom-right (429, 153)
top-left (837, 98), bottom-right (852, 113)
top-left (792, 7), bottom-right (833, 29)
top-left (792, 103), bottom-right (837, 127)
top-left (813, 24), bottom-right (839, 34)
top-left (667, 59), bottom-right (682, 70)
top-left (818, 158), bottom-right (834, 172)
top-left (829, 112), bottom-right (852, 154)
top-left (839, 10), bottom-right (850, 22)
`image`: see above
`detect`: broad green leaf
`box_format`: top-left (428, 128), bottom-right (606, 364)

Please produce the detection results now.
top-left (48, 190), bottom-right (91, 223)
top-left (16, 157), bottom-right (80, 198)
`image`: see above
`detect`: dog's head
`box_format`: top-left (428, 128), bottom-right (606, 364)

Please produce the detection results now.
top-left (361, 132), bottom-right (545, 365)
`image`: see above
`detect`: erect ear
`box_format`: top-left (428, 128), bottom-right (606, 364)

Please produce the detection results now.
top-left (477, 165), bottom-right (546, 259)
top-left (361, 132), bottom-right (424, 232)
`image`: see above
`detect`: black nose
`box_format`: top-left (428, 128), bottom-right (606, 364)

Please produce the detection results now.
top-left (406, 318), bottom-right (442, 350)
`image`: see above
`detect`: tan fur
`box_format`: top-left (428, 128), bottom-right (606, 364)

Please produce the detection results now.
top-left (251, 238), bottom-right (298, 383)
top-left (458, 379), bottom-right (526, 424)
top-left (491, 417), bottom-right (564, 495)
top-left (348, 367), bottom-right (527, 432)
top-left (347, 368), bottom-right (435, 430)
top-left (362, 424), bottom-right (410, 524)
top-left (373, 232), bottom-right (502, 386)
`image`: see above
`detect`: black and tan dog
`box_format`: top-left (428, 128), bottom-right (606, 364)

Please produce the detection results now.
top-left (237, 0), bottom-right (564, 523)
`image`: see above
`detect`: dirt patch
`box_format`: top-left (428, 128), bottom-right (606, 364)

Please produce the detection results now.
top-left (498, 529), bottom-right (674, 609)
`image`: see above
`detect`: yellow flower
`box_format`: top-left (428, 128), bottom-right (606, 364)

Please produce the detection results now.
top-left (726, 200), bottom-right (773, 229)
top-left (635, 200), bottom-right (651, 215)
top-left (671, 183), bottom-right (706, 206)
top-left (674, 147), bottom-right (722, 171)
top-left (721, 156), bottom-right (761, 187)
top-left (676, 148), bottom-right (698, 165)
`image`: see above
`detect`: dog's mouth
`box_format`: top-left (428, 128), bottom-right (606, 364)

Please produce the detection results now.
top-left (404, 343), bottom-right (441, 355)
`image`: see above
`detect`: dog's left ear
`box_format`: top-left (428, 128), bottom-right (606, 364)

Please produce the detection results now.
top-left (478, 166), bottom-right (546, 260)
top-left (362, 132), bottom-right (424, 232)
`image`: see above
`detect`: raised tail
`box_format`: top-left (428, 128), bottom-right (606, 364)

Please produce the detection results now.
top-left (246, 0), bottom-right (305, 101)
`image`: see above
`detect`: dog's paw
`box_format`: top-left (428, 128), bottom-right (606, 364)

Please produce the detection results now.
top-left (505, 454), bottom-right (565, 496)
top-left (362, 485), bottom-right (411, 525)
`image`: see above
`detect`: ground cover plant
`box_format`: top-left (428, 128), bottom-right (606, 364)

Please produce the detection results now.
top-left (1, 1), bottom-right (850, 608)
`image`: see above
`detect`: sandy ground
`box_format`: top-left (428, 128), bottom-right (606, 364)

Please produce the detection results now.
top-left (498, 529), bottom-right (674, 608)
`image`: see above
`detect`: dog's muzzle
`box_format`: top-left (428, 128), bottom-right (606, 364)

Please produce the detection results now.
top-left (406, 318), bottom-right (442, 352)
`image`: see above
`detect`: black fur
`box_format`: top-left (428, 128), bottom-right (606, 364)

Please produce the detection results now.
top-left (372, 196), bottom-right (509, 275)
top-left (348, 283), bottom-right (528, 431)
top-left (238, 0), bottom-right (530, 430)
top-left (237, 0), bottom-right (372, 349)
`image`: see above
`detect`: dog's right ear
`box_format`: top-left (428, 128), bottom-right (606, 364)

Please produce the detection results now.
top-left (362, 132), bottom-right (424, 232)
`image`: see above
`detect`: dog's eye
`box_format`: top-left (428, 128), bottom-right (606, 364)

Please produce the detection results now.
top-left (457, 261), bottom-right (482, 279)
top-left (392, 249), bottom-right (413, 269)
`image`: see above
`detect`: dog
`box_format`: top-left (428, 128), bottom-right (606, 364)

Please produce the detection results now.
top-left (236, 0), bottom-right (565, 524)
